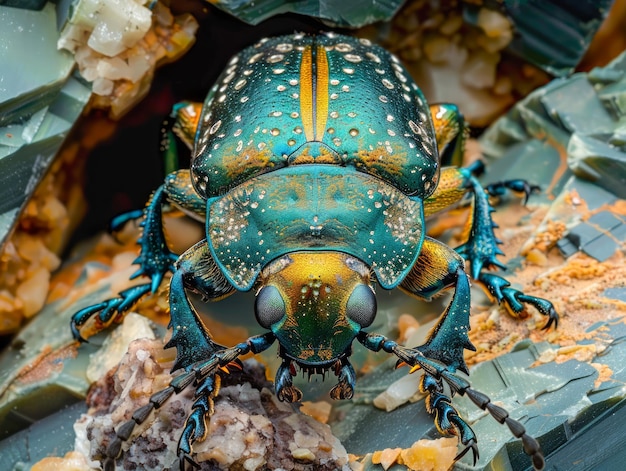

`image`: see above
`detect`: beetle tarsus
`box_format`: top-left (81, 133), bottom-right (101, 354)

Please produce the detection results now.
top-left (330, 360), bottom-right (356, 400)
top-left (478, 272), bottom-right (559, 329)
top-left (485, 179), bottom-right (541, 206)
top-left (70, 284), bottom-right (153, 341)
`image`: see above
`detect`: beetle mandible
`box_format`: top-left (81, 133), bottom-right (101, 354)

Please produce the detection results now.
top-left (72, 32), bottom-right (558, 470)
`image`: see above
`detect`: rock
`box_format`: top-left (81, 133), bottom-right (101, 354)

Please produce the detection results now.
top-left (76, 337), bottom-right (351, 470)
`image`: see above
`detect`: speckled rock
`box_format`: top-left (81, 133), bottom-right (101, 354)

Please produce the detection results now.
top-left (75, 337), bottom-right (351, 471)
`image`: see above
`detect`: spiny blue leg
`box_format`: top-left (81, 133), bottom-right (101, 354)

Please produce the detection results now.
top-left (400, 240), bottom-right (474, 374)
top-left (70, 185), bottom-right (177, 341)
top-left (358, 332), bottom-right (545, 470)
top-left (452, 167), bottom-right (559, 329)
top-left (454, 168), bottom-right (506, 280)
top-left (163, 252), bottom-right (275, 466)
top-left (166, 240), bottom-right (236, 371)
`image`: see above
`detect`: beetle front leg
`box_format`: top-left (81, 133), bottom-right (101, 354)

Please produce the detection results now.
top-left (363, 237), bottom-right (545, 469)
top-left (378, 236), bottom-right (479, 461)
top-left (400, 236), bottom-right (474, 372)
top-left (358, 330), bottom-right (545, 470)
top-left (105, 245), bottom-right (275, 469)
top-left (167, 239), bottom-right (236, 370)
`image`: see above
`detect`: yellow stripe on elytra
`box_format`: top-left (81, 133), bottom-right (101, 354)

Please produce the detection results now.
top-left (300, 46), bottom-right (314, 141)
top-left (299, 45), bottom-right (329, 142)
top-left (314, 45), bottom-right (329, 140)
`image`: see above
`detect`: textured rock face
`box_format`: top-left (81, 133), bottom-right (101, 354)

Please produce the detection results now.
top-left (75, 337), bottom-right (350, 471)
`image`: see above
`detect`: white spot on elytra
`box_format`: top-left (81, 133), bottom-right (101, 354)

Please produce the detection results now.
top-left (335, 43), bottom-right (353, 52)
top-left (209, 120), bottom-right (222, 134)
top-left (276, 43), bottom-right (293, 53)
top-left (344, 54), bottom-right (362, 63)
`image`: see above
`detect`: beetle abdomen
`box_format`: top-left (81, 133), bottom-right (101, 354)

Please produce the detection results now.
top-left (192, 32), bottom-right (439, 199)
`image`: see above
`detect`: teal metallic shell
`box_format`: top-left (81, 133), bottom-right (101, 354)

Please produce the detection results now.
top-left (207, 165), bottom-right (424, 290)
top-left (191, 32), bottom-right (439, 199)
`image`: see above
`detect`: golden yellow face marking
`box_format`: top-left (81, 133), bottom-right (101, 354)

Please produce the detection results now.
top-left (268, 252), bottom-right (362, 312)
top-left (300, 45), bottom-right (329, 142)
top-left (258, 252), bottom-right (372, 364)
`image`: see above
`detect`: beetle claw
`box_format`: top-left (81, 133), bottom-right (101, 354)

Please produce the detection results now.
top-left (179, 453), bottom-right (200, 471)
top-left (484, 179), bottom-right (540, 206)
top-left (454, 439), bottom-right (479, 465)
top-left (477, 273), bottom-right (560, 330)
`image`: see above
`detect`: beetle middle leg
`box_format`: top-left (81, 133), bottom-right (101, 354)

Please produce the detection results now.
top-left (71, 170), bottom-right (206, 341)
top-left (423, 166), bottom-right (558, 328)
top-left (427, 103), bottom-right (558, 328)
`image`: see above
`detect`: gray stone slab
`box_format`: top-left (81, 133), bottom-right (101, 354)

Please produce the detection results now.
top-left (0, 401), bottom-right (86, 470)
top-left (0, 2), bottom-right (91, 251)
top-left (541, 75), bottom-right (615, 135)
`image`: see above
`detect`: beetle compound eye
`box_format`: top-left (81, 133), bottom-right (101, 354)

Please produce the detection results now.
top-left (346, 285), bottom-right (377, 328)
top-left (255, 286), bottom-right (286, 329)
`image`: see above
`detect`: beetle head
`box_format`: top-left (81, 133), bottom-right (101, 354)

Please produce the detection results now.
top-left (255, 252), bottom-right (376, 368)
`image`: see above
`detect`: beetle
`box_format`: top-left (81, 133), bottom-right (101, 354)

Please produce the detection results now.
top-left (72, 32), bottom-right (558, 470)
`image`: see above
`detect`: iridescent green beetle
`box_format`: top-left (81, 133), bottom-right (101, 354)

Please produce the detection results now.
top-left (72, 32), bottom-right (557, 470)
